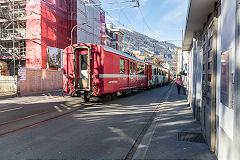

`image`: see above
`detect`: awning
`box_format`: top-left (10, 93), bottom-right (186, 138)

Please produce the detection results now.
top-left (183, 0), bottom-right (218, 51)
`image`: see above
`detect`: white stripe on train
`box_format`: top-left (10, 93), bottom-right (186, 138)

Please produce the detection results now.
top-left (99, 74), bottom-right (146, 78)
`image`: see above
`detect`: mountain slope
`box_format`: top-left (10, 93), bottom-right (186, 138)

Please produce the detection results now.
top-left (118, 27), bottom-right (178, 56)
top-left (118, 27), bottom-right (178, 73)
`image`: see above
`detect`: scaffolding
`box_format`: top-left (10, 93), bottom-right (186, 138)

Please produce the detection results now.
top-left (0, 0), bottom-right (26, 58)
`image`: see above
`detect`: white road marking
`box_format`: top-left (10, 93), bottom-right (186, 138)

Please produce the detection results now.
top-left (60, 104), bottom-right (71, 110)
top-left (54, 106), bottom-right (62, 112)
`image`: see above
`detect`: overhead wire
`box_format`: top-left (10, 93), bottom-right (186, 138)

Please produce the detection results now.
top-left (137, 6), bottom-right (152, 34)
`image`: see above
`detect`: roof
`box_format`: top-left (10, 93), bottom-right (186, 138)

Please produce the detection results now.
top-left (183, 0), bottom-right (218, 51)
top-left (101, 45), bottom-right (145, 63)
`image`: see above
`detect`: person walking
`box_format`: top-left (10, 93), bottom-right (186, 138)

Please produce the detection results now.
top-left (175, 76), bottom-right (183, 94)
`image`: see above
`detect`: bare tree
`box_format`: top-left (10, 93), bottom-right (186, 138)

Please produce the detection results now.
top-left (150, 55), bottom-right (164, 66)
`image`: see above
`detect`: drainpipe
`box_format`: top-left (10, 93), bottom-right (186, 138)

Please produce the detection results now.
top-left (235, 0), bottom-right (240, 159)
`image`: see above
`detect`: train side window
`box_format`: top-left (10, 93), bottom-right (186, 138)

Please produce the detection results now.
top-left (137, 63), bottom-right (144, 75)
top-left (130, 62), bottom-right (133, 74)
top-left (133, 62), bottom-right (136, 74)
top-left (120, 58), bottom-right (125, 74)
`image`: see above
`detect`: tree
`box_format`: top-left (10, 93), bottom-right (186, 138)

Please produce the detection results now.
top-left (150, 55), bottom-right (164, 66)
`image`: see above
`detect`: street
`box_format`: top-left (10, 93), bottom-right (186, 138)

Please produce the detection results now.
top-left (0, 84), bottom-right (173, 159)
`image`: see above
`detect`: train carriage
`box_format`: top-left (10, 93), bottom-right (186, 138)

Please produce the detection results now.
top-left (63, 43), bottom-right (148, 101)
top-left (63, 43), bottom-right (173, 102)
top-left (147, 63), bottom-right (165, 87)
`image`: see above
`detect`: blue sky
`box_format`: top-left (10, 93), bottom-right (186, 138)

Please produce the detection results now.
top-left (101, 0), bottom-right (189, 47)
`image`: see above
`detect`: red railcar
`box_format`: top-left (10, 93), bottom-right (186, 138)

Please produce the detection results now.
top-left (63, 43), bottom-right (173, 101)
top-left (63, 43), bottom-right (150, 101)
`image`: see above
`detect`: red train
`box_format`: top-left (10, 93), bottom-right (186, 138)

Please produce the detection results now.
top-left (63, 43), bottom-right (173, 102)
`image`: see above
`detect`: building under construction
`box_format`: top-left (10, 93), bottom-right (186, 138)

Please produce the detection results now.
top-left (0, 0), bottom-right (26, 75)
top-left (0, 0), bottom-right (105, 94)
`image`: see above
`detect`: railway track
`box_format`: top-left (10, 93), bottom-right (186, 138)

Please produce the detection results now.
top-left (0, 84), bottom-right (174, 160)
top-left (0, 102), bottom-right (93, 137)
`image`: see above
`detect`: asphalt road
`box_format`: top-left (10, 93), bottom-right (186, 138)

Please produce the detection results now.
top-left (0, 84), bottom-right (172, 160)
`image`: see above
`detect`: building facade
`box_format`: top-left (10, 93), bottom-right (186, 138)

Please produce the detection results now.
top-left (0, 0), bottom-right (105, 95)
top-left (183, 0), bottom-right (240, 159)
top-left (105, 23), bottom-right (124, 51)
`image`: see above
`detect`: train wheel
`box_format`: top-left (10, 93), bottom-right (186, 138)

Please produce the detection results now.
top-left (84, 96), bottom-right (90, 102)
top-left (83, 92), bottom-right (90, 102)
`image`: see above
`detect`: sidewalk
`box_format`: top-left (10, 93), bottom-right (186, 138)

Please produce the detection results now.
top-left (134, 84), bottom-right (217, 160)
top-left (0, 90), bottom-right (68, 107)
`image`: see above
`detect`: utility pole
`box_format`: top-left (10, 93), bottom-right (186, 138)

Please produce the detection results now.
top-left (182, 29), bottom-right (184, 75)
top-left (12, 0), bottom-right (16, 77)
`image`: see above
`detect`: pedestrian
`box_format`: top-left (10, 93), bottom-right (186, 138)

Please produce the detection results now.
top-left (175, 76), bottom-right (183, 94)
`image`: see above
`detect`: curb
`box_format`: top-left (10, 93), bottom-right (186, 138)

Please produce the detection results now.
top-left (0, 94), bottom-right (17, 99)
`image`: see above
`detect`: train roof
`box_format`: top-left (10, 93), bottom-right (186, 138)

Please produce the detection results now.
top-left (100, 45), bottom-right (146, 64)
top-left (147, 62), bottom-right (167, 70)
top-left (67, 44), bottom-right (170, 70)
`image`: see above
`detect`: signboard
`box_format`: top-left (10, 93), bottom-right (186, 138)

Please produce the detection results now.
top-left (60, 49), bottom-right (63, 69)
top-left (47, 47), bottom-right (61, 69)
top-left (221, 50), bottom-right (230, 107)
top-left (19, 68), bottom-right (26, 80)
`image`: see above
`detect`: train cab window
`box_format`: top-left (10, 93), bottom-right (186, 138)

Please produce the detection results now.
top-left (130, 62), bottom-right (133, 74)
top-left (137, 63), bottom-right (144, 75)
top-left (133, 62), bottom-right (136, 74)
top-left (120, 58), bottom-right (125, 74)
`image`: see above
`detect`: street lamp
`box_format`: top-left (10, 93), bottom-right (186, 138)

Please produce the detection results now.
top-left (71, 22), bottom-right (90, 45)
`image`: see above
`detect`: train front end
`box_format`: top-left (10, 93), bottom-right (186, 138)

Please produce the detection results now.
top-left (63, 44), bottom-right (100, 102)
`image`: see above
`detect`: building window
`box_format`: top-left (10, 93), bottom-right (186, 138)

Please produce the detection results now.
top-left (208, 62), bottom-right (211, 70)
top-left (208, 74), bottom-right (211, 82)
top-left (120, 58), bottom-right (125, 74)
top-left (112, 44), bottom-right (116, 49)
top-left (137, 63), bottom-right (144, 75)
top-left (113, 33), bottom-right (117, 40)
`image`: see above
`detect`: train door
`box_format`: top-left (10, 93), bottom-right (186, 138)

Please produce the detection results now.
top-left (126, 59), bottom-right (130, 87)
top-left (75, 46), bottom-right (91, 91)
top-left (146, 64), bottom-right (150, 87)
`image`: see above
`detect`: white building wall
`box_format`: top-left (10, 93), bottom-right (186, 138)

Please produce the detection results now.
top-left (77, 0), bottom-right (102, 44)
top-left (217, 0), bottom-right (237, 160)
top-left (177, 49), bottom-right (182, 74)
top-left (183, 51), bottom-right (189, 72)
top-left (185, 1), bottom-right (240, 159)
top-left (195, 38), bottom-right (203, 121)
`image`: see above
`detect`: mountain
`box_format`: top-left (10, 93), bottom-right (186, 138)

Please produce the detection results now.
top-left (118, 27), bottom-right (178, 73)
